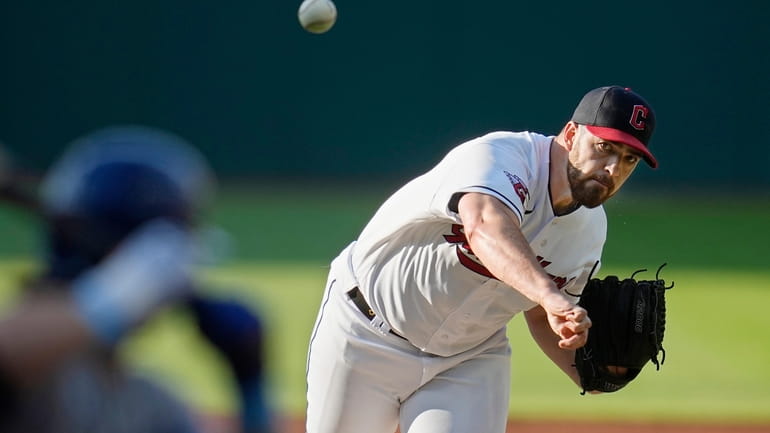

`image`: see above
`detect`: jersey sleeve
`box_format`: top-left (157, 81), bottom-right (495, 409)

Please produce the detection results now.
top-left (430, 133), bottom-right (536, 223)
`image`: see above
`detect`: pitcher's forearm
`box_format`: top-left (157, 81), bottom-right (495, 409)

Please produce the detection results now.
top-left (458, 192), bottom-right (560, 304)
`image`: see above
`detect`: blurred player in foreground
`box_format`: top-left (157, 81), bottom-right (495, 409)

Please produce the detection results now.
top-left (305, 86), bottom-right (658, 433)
top-left (0, 126), bottom-right (273, 433)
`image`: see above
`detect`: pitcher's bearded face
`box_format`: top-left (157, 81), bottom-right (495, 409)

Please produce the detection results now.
top-left (566, 125), bottom-right (641, 208)
top-left (567, 160), bottom-right (615, 208)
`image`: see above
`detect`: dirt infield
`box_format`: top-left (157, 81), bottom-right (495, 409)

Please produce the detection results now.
top-left (501, 420), bottom-right (770, 433)
top-left (276, 416), bottom-right (770, 433)
top-left (201, 414), bottom-right (770, 433)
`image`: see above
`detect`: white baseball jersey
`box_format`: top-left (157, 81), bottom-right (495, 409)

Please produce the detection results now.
top-left (350, 131), bottom-right (606, 357)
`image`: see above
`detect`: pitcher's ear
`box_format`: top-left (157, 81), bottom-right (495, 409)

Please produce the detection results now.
top-left (564, 122), bottom-right (580, 151)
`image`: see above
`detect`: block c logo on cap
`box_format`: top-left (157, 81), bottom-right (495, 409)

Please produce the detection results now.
top-left (629, 105), bottom-right (649, 131)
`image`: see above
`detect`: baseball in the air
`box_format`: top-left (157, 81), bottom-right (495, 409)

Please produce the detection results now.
top-left (298, 0), bottom-right (337, 34)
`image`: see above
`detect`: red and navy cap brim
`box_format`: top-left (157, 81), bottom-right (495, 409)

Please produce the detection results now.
top-left (585, 125), bottom-right (658, 169)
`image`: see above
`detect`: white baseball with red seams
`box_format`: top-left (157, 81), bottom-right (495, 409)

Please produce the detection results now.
top-left (306, 131), bottom-right (606, 433)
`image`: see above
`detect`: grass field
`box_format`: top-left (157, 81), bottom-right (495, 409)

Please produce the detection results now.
top-left (0, 186), bottom-right (768, 424)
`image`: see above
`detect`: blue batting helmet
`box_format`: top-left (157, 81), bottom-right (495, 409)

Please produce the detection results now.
top-left (40, 125), bottom-right (214, 280)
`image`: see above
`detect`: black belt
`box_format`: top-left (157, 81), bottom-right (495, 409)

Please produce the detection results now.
top-left (346, 287), bottom-right (406, 340)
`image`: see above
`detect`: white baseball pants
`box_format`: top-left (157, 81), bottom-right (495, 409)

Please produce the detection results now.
top-left (305, 248), bottom-right (511, 433)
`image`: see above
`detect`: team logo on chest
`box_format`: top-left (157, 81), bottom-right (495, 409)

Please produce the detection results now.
top-left (443, 224), bottom-right (496, 279)
top-left (443, 223), bottom-right (575, 289)
top-left (534, 256), bottom-right (576, 289)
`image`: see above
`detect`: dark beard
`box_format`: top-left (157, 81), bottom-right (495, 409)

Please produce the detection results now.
top-left (567, 161), bottom-right (613, 208)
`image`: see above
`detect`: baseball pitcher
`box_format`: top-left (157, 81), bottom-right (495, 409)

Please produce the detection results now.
top-left (305, 86), bottom-right (669, 433)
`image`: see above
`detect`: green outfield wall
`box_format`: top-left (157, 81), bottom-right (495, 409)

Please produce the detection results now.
top-left (1, 1), bottom-right (768, 188)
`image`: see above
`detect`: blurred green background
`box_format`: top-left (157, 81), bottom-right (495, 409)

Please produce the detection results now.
top-left (1, 0), bottom-right (769, 428)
